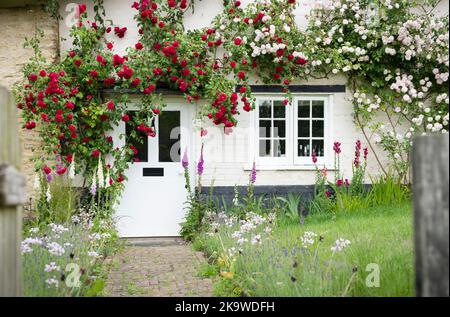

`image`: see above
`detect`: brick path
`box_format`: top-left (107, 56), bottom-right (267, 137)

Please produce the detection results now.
top-left (104, 238), bottom-right (213, 297)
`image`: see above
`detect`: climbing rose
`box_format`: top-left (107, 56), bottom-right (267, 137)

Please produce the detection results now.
top-left (78, 4), bottom-right (87, 15)
top-left (135, 42), bottom-right (143, 50)
top-left (91, 149), bottom-right (100, 157)
top-left (107, 101), bottom-right (115, 110)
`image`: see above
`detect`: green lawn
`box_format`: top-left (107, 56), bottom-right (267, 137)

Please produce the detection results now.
top-left (196, 203), bottom-right (414, 297)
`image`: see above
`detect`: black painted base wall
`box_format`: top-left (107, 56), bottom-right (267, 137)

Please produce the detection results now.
top-left (200, 185), bottom-right (316, 207)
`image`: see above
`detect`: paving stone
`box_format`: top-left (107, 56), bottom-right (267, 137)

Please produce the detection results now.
top-left (104, 241), bottom-right (213, 297)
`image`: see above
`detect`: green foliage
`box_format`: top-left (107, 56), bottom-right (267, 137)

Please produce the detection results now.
top-left (276, 193), bottom-right (302, 223)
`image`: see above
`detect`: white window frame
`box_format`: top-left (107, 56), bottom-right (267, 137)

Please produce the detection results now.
top-left (254, 95), bottom-right (292, 166)
top-left (252, 94), bottom-right (333, 169)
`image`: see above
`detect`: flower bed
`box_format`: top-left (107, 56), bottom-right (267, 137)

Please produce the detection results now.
top-left (194, 203), bottom-right (413, 296)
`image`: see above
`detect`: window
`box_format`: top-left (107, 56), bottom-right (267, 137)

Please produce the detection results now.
top-left (256, 97), bottom-right (291, 165)
top-left (255, 96), bottom-right (331, 167)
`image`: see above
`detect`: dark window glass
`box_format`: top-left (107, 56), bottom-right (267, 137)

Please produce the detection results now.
top-left (159, 111), bottom-right (180, 162)
top-left (273, 120), bottom-right (286, 138)
top-left (259, 140), bottom-right (271, 157)
top-left (273, 139), bottom-right (286, 157)
top-left (312, 100), bottom-right (324, 118)
top-left (298, 120), bottom-right (310, 137)
top-left (312, 140), bottom-right (324, 157)
top-left (298, 100), bottom-right (310, 118)
top-left (259, 101), bottom-right (271, 118)
top-left (125, 111), bottom-right (148, 163)
top-left (273, 101), bottom-right (285, 118)
top-left (298, 140), bottom-right (310, 157)
top-left (259, 120), bottom-right (272, 138)
top-left (312, 120), bottom-right (324, 137)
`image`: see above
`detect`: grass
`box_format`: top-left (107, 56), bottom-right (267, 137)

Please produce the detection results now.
top-left (196, 202), bottom-right (414, 297)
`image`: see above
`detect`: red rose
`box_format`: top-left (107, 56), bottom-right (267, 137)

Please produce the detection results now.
top-left (74, 59), bottom-right (82, 67)
top-left (135, 42), bottom-right (143, 50)
top-left (152, 108), bottom-right (160, 115)
top-left (131, 77), bottom-right (141, 87)
top-left (69, 51), bottom-right (76, 58)
top-left (78, 4), bottom-right (87, 15)
top-left (239, 86), bottom-right (247, 94)
top-left (103, 78), bottom-right (116, 86)
top-left (276, 49), bottom-right (284, 57)
top-left (68, 124), bottom-right (76, 132)
top-left (114, 26), bottom-right (127, 38)
top-left (235, 1), bottom-right (241, 7)
top-left (237, 71), bottom-right (246, 80)
top-left (56, 167), bottom-right (67, 175)
top-left (168, 0), bottom-right (176, 8)
top-left (117, 174), bottom-right (124, 183)
top-left (91, 149), bottom-right (100, 157)
top-left (66, 102), bottom-right (75, 110)
top-left (25, 121), bottom-right (36, 129)
top-left (43, 165), bottom-right (52, 175)
top-left (179, 81), bottom-right (188, 91)
top-left (144, 84), bottom-right (155, 94)
top-left (39, 70), bottom-right (47, 77)
top-left (121, 114), bottom-right (130, 122)
top-left (234, 37), bottom-right (242, 45)
top-left (89, 70), bottom-right (98, 77)
top-left (113, 54), bottom-right (125, 66)
top-left (107, 42), bottom-right (114, 50)
top-left (107, 101), bottom-right (115, 110)
top-left (28, 73), bottom-right (37, 82)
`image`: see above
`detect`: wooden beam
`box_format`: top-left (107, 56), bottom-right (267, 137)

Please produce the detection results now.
top-left (412, 134), bottom-right (449, 297)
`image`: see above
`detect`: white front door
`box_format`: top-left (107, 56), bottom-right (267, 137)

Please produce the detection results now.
top-left (113, 101), bottom-right (193, 237)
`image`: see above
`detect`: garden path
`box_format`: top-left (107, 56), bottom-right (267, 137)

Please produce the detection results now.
top-left (104, 237), bottom-right (213, 297)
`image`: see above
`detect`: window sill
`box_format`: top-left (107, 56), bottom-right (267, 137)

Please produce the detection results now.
top-left (243, 164), bottom-right (336, 171)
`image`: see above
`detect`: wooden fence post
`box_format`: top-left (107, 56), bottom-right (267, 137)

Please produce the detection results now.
top-left (0, 86), bottom-right (26, 297)
top-left (412, 134), bottom-right (449, 297)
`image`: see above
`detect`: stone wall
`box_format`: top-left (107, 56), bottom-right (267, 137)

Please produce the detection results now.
top-left (0, 5), bottom-right (58, 199)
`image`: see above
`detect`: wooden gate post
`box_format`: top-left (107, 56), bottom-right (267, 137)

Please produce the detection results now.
top-left (412, 134), bottom-right (449, 297)
top-left (0, 86), bottom-right (26, 297)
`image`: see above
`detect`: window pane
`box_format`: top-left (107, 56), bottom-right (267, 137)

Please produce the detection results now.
top-left (273, 139), bottom-right (286, 157)
top-left (312, 100), bottom-right (324, 118)
top-left (298, 100), bottom-right (310, 118)
top-left (312, 120), bottom-right (324, 137)
top-left (273, 120), bottom-right (286, 138)
top-left (259, 100), bottom-right (271, 118)
top-left (159, 111), bottom-right (180, 162)
top-left (273, 101), bottom-right (285, 118)
top-left (298, 120), bottom-right (310, 137)
top-left (312, 140), bottom-right (324, 157)
top-left (125, 111), bottom-right (148, 163)
top-left (259, 139), bottom-right (271, 157)
top-left (298, 140), bottom-right (310, 157)
top-left (259, 120), bottom-right (272, 138)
